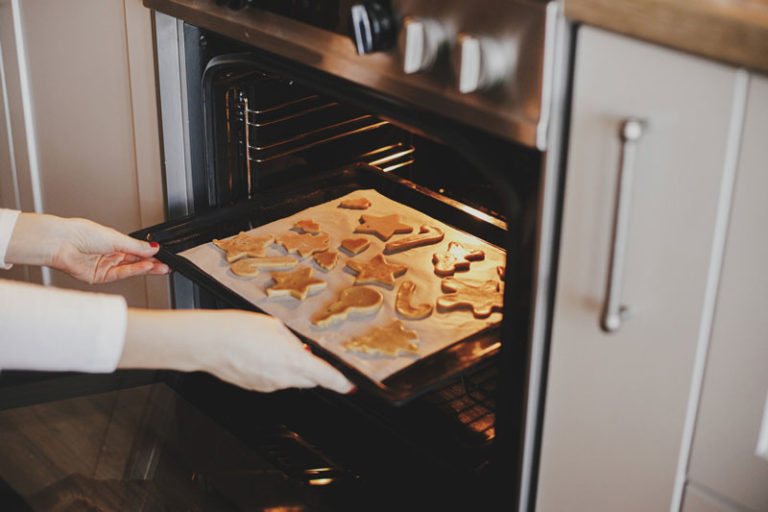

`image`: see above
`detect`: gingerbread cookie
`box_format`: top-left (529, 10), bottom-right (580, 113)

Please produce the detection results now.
top-left (343, 320), bottom-right (419, 356)
top-left (354, 214), bottom-right (413, 241)
top-left (311, 286), bottom-right (383, 327)
top-left (266, 267), bottom-right (326, 300)
top-left (339, 197), bottom-right (371, 210)
top-left (437, 277), bottom-right (503, 318)
top-left (293, 219), bottom-right (321, 234)
top-left (432, 241), bottom-right (485, 276)
top-left (395, 280), bottom-right (433, 320)
top-left (497, 265), bottom-right (505, 280)
top-left (230, 256), bottom-right (298, 277)
top-left (340, 237), bottom-right (370, 255)
top-left (313, 251), bottom-right (340, 271)
top-left (384, 225), bottom-right (444, 253)
top-left (212, 232), bottom-right (274, 263)
top-left (275, 232), bottom-right (330, 259)
top-left (346, 253), bottom-right (407, 289)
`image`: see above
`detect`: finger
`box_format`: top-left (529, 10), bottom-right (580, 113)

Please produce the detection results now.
top-left (300, 355), bottom-right (355, 394)
top-left (103, 260), bottom-right (157, 282)
top-left (105, 229), bottom-right (159, 258)
top-left (148, 262), bottom-right (170, 275)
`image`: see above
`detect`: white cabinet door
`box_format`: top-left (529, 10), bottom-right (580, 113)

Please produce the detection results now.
top-left (536, 27), bottom-right (740, 511)
top-left (684, 74), bottom-right (768, 512)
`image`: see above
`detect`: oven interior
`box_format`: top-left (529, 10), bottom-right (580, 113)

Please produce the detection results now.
top-left (148, 25), bottom-right (543, 510)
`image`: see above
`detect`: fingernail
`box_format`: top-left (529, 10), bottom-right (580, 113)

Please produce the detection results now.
top-left (150, 242), bottom-right (159, 248)
top-left (347, 386), bottom-right (358, 394)
top-left (303, 344), bottom-right (312, 353)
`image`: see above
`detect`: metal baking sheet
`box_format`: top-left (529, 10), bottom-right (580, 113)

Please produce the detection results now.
top-left (131, 163), bottom-right (508, 405)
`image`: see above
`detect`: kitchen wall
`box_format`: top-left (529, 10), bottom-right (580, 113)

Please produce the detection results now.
top-left (0, 0), bottom-right (168, 308)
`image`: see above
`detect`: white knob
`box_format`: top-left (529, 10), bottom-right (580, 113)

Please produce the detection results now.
top-left (398, 17), bottom-right (448, 74)
top-left (455, 34), bottom-right (515, 94)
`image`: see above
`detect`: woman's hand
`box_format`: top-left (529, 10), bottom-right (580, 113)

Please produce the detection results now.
top-left (120, 309), bottom-right (355, 394)
top-left (6, 213), bottom-right (168, 283)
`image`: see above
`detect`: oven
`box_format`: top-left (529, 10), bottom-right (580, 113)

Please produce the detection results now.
top-left (131, 1), bottom-right (571, 510)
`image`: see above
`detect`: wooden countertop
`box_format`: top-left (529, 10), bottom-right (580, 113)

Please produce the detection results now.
top-left (564, 0), bottom-right (768, 74)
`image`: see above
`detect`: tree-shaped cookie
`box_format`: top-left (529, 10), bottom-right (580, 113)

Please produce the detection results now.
top-left (343, 320), bottom-right (420, 356)
top-left (432, 241), bottom-right (485, 276)
top-left (275, 232), bottom-right (330, 259)
top-left (354, 214), bottom-right (413, 241)
top-left (346, 253), bottom-right (407, 288)
top-left (437, 277), bottom-right (503, 318)
top-left (212, 232), bottom-right (275, 263)
top-left (339, 197), bottom-right (371, 210)
top-left (311, 286), bottom-right (383, 327)
top-left (266, 267), bottom-right (327, 300)
top-left (395, 280), bottom-right (433, 319)
top-left (384, 225), bottom-right (444, 253)
top-left (313, 251), bottom-right (340, 271)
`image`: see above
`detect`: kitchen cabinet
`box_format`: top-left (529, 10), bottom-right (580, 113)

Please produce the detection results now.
top-left (682, 74), bottom-right (768, 512)
top-left (0, 0), bottom-right (167, 308)
top-left (536, 26), bottom-right (744, 511)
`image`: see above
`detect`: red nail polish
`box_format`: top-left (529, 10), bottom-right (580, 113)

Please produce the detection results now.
top-left (150, 242), bottom-right (159, 248)
top-left (303, 344), bottom-right (312, 352)
top-left (348, 386), bottom-right (358, 394)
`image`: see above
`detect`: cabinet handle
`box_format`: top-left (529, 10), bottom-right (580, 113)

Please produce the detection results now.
top-left (601, 119), bottom-right (645, 332)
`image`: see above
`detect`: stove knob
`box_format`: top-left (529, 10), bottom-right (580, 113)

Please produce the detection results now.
top-left (398, 17), bottom-right (448, 74)
top-left (454, 34), bottom-right (516, 94)
top-left (349, 2), bottom-right (398, 55)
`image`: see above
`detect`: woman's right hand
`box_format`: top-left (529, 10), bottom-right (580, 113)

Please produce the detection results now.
top-left (120, 308), bottom-right (355, 394)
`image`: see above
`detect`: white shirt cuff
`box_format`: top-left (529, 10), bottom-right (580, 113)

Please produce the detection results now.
top-left (0, 209), bottom-right (21, 269)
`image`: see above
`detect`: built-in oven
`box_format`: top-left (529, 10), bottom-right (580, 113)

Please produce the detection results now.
top-left (130, 1), bottom-right (571, 510)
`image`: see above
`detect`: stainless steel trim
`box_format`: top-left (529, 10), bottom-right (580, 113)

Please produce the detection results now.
top-left (240, 93), bottom-right (252, 197)
top-left (600, 118), bottom-right (645, 333)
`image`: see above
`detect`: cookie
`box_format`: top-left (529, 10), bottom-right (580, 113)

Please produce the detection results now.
top-left (293, 219), bottom-right (321, 234)
top-left (212, 232), bottom-right (275, 263)
top-left (437, 277), bottom-right (503, 318)
top-left (384, 225), bottom-right (444, 253)
top-left (354, 214), bottom-right (413, 241)
top-left (340, 237), bottom-right (371, 255)
top-left (432, 241), bottom-right (485, 276)
top-left (313, 251), bottom-right (340, 271)
top-left (497, 265), bottom-right (505, 280)
top-left (230, 257), bottom-right (298, 277)
top-left (275, 232), bottom-right (330, 259)
top-left (266, 267), bottom-right (327, 300)
top-left (395, 280), bottom-right (433, 320)
top-left (346, 253), bottom-right (407, 289)
top-left (311, 286), bottom-right (383, 327)
top-left (339, 197), bottom-right (371, 210)
top-left (343, 320), bottom-right (419, 356)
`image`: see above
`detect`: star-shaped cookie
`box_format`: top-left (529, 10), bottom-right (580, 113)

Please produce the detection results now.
top-left (212, 232), bottom-right (275, 263)
top-left (437, 277), bottom-right (503, 318)
top-left (275, 232), bottom-right (330, 259)
top-left (343, 320), bottom-right (420, 356)
top-left (346, 253), bottom-right (407, 288)
top-left (432, 241), bottom-right (485, 276)
top-left (354, 214), bottom-right (413, 241)
top-left (266, 267), bottom-right (327, 300)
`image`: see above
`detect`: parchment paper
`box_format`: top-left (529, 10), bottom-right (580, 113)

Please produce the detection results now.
top-left (179, 189), bottom-right (505, 382)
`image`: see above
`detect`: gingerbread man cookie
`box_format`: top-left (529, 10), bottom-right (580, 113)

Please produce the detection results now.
top-left (340, 237), bottom-right (370, 255)
top-left (293, 219), bottom-right (321, 234)
top-left (384, 225), bottom-right (444, 253)
top-left (313, 251), bottom-right (340, 271)
top-left (432, 241), bottom-right (485, 276)
top-left (343, 320), bottom-right (420, 356)
top-left (339, 197), bottom-right (371, 210)
top-left (311, 286), bottom-right (383, 327)
top-left (275, 232), bottom-right (330, 259)
top-left (229, 256), bottom-right (298, 277)
top-left (354, 214), bottom-right (412, 241)
top-left (395, 280), bottom-right (433, 320)
top-left (212, 232), bottom-right (274, 263)
top-left (266, 267), bottom-right (327, 300)
top-left (346, 253), bottom-right (407, 288)
top-left (437, 277), bottom-right (503, 318)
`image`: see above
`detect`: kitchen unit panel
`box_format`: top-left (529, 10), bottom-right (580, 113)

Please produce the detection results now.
top-left (536, 26), bottom-right (739, 511)
top-left (686, 73), bottom-right (768, 512)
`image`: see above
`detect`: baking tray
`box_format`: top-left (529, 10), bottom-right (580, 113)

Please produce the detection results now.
top-left (131, 163), bottom-right (508, 405)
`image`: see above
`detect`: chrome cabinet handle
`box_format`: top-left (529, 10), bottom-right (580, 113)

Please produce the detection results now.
top-left (601, 119), bottom-right (645, 332)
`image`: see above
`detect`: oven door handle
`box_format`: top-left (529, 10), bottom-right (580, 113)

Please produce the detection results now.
top-left (601, 118), bottom-right (645, 333)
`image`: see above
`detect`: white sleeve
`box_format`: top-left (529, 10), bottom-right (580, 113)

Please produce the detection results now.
top-left (0, 279), bottom-right (128, 373)
top-left (0, 209), bottom-right (21, 269)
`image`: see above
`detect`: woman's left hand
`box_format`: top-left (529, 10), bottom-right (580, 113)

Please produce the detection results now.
top-left (6, 213), bottom-right (169, 283)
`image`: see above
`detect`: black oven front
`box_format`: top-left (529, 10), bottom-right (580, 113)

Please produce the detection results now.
top-left (137, 1), bottom-right (570, 510)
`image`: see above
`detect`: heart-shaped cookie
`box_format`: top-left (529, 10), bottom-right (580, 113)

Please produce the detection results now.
top-left (340, 237), bottom-right (371, 255)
